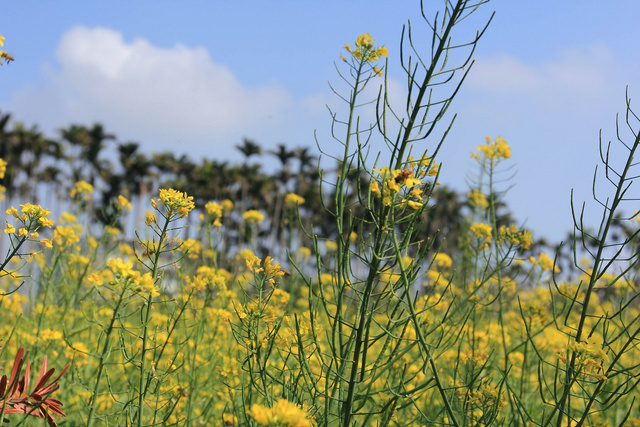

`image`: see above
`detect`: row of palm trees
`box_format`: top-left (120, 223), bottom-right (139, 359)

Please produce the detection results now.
top-left (0, 109), bottom-right (555, 263)
top-left (0, 110), bottom-right (348, 248)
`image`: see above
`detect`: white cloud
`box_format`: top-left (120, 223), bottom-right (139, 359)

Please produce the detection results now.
top-left (466, 44), bottom-right (615, 105)
top-left (10, 26), bottom-right (293, 156)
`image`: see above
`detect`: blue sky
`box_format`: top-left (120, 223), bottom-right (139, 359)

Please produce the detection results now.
top-left (3, 1), bottom-right (640, 243)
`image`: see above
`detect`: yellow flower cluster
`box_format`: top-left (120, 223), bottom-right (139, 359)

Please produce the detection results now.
top-left (70, 180), bottom-right (93, 201)
top-left (284, 193), bottom-right (305, 207)
top-left (245, 253), bottom-right (286, 286)
top-left (152, 188), bottom-right (195, 218)
top-left (5, 204), bottom-right (55, 248)
top-left (467, 189), bottom-right (489, 209)
top-left (344, 33), bottom-right (387, 62)
top-left (0, 158), bottom-right (6, 179)
top-left (529, 252), bottom-right (559, 273)
top-left (498, 224), bottom-right (532, 250)
top-left (342, 33), bottom-right (388, 76)
top-left (472, 136), bottom-right (511, 165)
top-left (118, 195), bottom-right (132, 211)
top-left (558, 339), bottom-right (608, 380)
top-left (470, 222), bottom-right (492, 250)
top-left (53, 224), bottom-right (82, 247)
top-left (202, 199), bottom-right (233, 227)
top-left (370, 156), bottom-right (438, 209)
top-left (107, 258), bottom-right (159, 297)
top-left (243, 209), bottom-right (265, 225)
top-left (247, 399), bottom-right (312, 427)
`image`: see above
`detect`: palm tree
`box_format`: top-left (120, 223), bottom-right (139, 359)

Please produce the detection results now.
top-left (268, 143), bottom-right (297, 252)
top-left (236, 138), bottom-right (263, 213)
top-left (60, 123), bottom-right (114, 186)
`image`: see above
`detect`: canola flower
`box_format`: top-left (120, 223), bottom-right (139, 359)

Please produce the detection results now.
top-left (0, 158), bottom-right (7, 179)
top-left (70, 180), bottom-right (94, 201)
top-left (470, 222), bottom-right (492, 250)
top-left (467, 188), bottom-right (489, 209)
top-left (284, 193), bottom-right (305, 207)
top-left (341, 33), bottom-right (388, 76)
top-left (369, 155), bottom-right (440, 209)
top-left (118, 195), bottom-right (132, 211)
top-left (247, 399), bottom-right (312, 427)
top-left (151, 188), bottom-right (195, 219)
top-left (5, 204), bottom-right (55, 250)
top-left (498, 224), bottom-right (532, 250)
top-left (107, 257), bottom-right (159, 297)
top-left (243, 209), bottom-right (265, 225)
top-left (529, 252), bottom-right (559, 273)
top-left (472, 136), bottom-right (511, 166)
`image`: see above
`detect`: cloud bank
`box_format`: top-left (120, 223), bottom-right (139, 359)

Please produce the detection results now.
top-left (10, 26), bottom-right (293, 156)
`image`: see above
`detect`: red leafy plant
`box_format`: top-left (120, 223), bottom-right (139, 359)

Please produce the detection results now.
top-left (0, 347), bottom-right (69, 426)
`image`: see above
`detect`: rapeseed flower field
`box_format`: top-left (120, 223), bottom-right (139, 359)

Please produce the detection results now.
top-left (2, 1), bottom-right (640, 426)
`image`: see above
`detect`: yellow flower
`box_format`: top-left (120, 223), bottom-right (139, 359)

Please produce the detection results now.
top-left (133, 272), bottom-right (159, 297)
top-left (472, 136), bottom-right (511, 164)
top-left (118, 195), bottom-right (132, 210)
top-left (59, 212), bottom-right (77, 224)
top-left (470, 222), bottom-right (492, 242)
top-left (70, 180), bottom-right (94, 200)
top-left (40, 238), bottom-right (53, 249)
top-left (204, 201), bottom-right (223, 226)
top-left (247, 399), bottom-right (312, 427)
top-left (105, 226), bottom-right (121, 236)
top-left (344, 33), bottom-right (387, 66)
top-left (0, 158), bottom-right (6, 179)
top-left (434, 253), bottom-right (453, 268)
top-left (107, 258), bottom-right (136, 278)
top-left (222, 199), bottom-right (234, 211)
top-left (145, 210), bottom-right (156, 226)
top-left (4, 221), bottom-right (15, 234)
top-left (406, 200), bottom-right (423, 210)
top-left (537, 252), bottom-right (559, 273)
top-left (243, 209), bottom-right (264, 225)
top-left (158, 188), bottom-right (195, 218)
top-left (6, 207), bottom-right (19, 218)
top-left (468, 189), bottom-right (489, 209)
top-left (245, 252), bottom-right (263, 273)
top-left (297, 246), bottom-right (311, 263)
top-left (285, 193), bottom-right (305, 206)
top-left (205, 201), bottom-right (223, 216)
top-left (370, 181), bottom-right (381, 196)
top-left (264, 256), bottom-right (285, 285)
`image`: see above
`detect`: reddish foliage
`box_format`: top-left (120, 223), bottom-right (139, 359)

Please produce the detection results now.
top-left (0, 347), bottom-right (69, 426)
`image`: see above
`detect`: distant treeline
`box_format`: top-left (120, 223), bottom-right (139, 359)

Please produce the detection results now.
top-left (1, 109), bottom-right (597, 273)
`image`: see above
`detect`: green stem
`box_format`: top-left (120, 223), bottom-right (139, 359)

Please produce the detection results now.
top-left (136, 213), bottom-right (170, 427)
top-left (86, 286), bottom-right (128, 427)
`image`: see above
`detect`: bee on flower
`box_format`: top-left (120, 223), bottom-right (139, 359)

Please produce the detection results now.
top-left (0, 35), bottom-right (14, 65)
